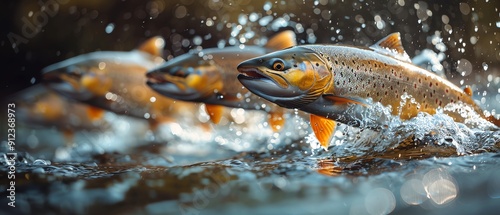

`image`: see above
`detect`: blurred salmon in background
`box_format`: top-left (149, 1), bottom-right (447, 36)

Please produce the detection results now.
top-left (42, 36), bottom-right (203, 132)
top-left (6, 84), bottom-right (111, 158)
top-left (146, 30), bottom-right (301, 132)
top-left (15, 85), bottom-right (109, 132)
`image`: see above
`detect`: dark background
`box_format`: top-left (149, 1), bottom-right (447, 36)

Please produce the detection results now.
top-left (1, 0), bottom-right (499, 99)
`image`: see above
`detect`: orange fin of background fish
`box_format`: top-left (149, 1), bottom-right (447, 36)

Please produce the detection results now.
top-left (148, 120), bottom-right (161, 131)
top-left (61, 129), bottom-right (74, 147)
top-left (310, 114), bottom-right (336, 150)
top-left (369, 32), bottom-right (411, 63)
top-left (464, 86), bottom-right (473, 96)
top-left (269, 111), bottom-right (285, 132)
top-left (137, 36), bottom-right (165, 57)
top-left (148, 116), bottom-right (174, 131)
top-left (205, 104), bottom-right (224, 124)
top-left (86, 106), bottom-right (105, 121)
top-left (323, 95), bottom-right (367, 106)
top-left (265, 30), bottom-right (297, 50)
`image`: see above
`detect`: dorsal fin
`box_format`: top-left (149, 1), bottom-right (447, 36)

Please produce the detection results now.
top-left (265, 30), bottom-right (297, 50)
top-left (137, 36), bottom-right (165, 57)
top-left (369, 32), bottom-right (411, 63)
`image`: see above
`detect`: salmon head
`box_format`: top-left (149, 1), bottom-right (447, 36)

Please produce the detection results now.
top-left (237, 47), bottom-right (332, 109)
top-left (42, 53), bottom-right (114, 101)
top-left (146, 51), bottom-right (223, 103)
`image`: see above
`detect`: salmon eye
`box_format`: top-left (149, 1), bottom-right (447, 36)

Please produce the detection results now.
top-left (272, 60), bottom-right (285, 71)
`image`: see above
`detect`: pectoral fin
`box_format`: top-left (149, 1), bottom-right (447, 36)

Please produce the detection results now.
top-left (269, 111), bottom-right (285, 132)
top-left (205, 104), bottom-right (225, 124)
top-left (310, 114), bottom-right (337, 150)
top-left (86, 106), bottom-right (105, 121)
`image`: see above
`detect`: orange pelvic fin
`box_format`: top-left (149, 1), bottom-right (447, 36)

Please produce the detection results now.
top-left (205, 104), bottom-right (225, 124)
top-left (265, 30), bottom-right (297, 50)
top-left (137, 36), bottom-right (165, 57)
top-left (86, 106), bottom-right (105, 121)
top-left (310, 114), bottom-right (337, 150)
top-left (269, 111), bottom-right (285, 132)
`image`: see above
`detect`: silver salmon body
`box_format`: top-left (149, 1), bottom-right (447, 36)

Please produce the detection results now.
top-left (237, 33), bottom-right (498, 149)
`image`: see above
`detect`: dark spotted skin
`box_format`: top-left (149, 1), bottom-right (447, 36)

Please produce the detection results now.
top-left (304, 45), bottom-right (482, 122)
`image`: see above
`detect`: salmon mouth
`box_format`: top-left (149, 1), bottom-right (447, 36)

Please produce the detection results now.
top-left (237, 67), bottom-right (268, 80)
top-left (237, 68), bottom-right (304, 101)
top-left (146, 70), bottom-right (203, 101)
top-left (236, 67), bottom-right (280, 88)
top-left (42, 71), bottom-right (94, 101)
top-left (145, 71), bottom-right (168, 85)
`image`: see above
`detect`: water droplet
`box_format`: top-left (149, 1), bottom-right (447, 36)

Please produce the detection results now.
top-left (33, 159), bottom-right (51, 165)
top-left (400, 179), bottom-right (427, 205)
top-left (259, 15), bottom-right (273, 26)
top-left (263, 1), bottom-right (272, 11)
top-left (365, 188), bottom-right (396, 214)
top-left (105, 23), bottom-right (115, 34)
top-left (482, 62), bottom-right (489, 71)
top-left (249, 13), bottom-right (259, 22)
top-left (193, 36), bottom-right (202, 46)
top-left (457, 59), bottom-right (472, 77)
top-left (238, 14), bottom-right (248, 25)
top-left (174, 5), bottom-right (187, 19)
top-left (459, 3), bottom-right (470, 15)
top-left (98, 62), bottom-right (106, 70)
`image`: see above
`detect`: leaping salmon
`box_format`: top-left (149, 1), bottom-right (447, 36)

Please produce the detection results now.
top-left (146, 30), bottom-right (298, 131)
top-left (237, 32), bottom-right (500, 149)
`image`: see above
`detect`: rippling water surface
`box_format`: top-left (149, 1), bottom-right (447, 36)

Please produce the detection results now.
top-left (1, 0), bottom-right (500, 214)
